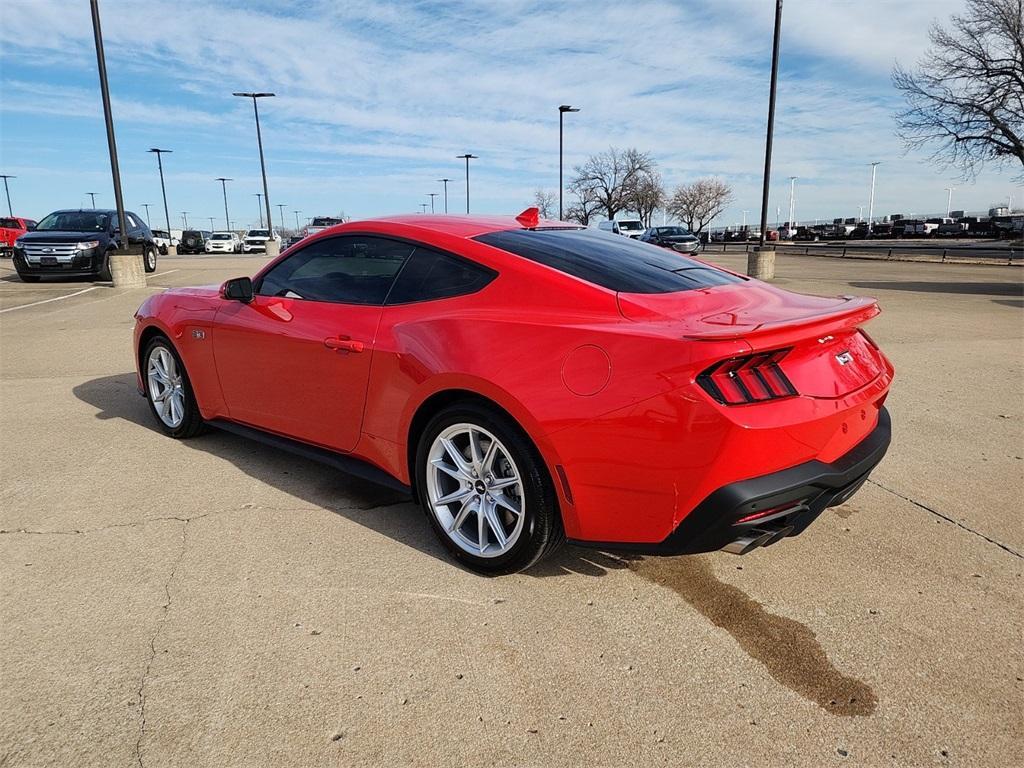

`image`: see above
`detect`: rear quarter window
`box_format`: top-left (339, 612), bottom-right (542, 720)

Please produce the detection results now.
top-left (386, 246), bottom-right (496, 305)
top-left (474, 228), bottom-right (743, 294)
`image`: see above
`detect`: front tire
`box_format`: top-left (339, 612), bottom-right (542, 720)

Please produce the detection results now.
top-left (97, 250), bottom-right (113, 282)
top-left (143, 337), bottom-right (205, 438)
top-left (415, 403), bottom-right (564, 575)
top-left (18, 273), bottom-right (40, 283)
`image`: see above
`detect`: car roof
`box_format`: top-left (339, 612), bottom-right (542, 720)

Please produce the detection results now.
top-left (352, 214), bottom-right (576, 239)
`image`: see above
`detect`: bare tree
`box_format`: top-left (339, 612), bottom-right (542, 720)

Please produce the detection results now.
top-left (570, 147), bottom-right (656, 221)
top-left (532, 188), bottom-right (557, 219)
top-left (666, 178), bottom-right (734, 234)
top-left (565, 185), bottom-right (603, 226)
top-left (626, 169), bottom-right (665, 228)
top-left (893, 0), bottom-right (1024, 178)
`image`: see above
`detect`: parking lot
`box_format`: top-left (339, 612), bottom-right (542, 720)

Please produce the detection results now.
top-left (0, 252), bottom-right (1021, 766)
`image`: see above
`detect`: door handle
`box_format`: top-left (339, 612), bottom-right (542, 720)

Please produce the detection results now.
top-left (324, 336), bottom-right (364, 353)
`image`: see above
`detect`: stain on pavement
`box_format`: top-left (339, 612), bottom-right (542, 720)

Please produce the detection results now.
top-left (630, 556), bottom-right (877, 717)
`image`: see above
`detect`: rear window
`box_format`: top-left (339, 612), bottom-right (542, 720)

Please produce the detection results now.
top-left (474, 228), bottom-right (743, 294)
top-left (0, 218), bottom-right (21, 229)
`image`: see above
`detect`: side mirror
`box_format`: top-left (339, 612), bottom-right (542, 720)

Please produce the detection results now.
top-left (221, 276), bottom-right (254, 303)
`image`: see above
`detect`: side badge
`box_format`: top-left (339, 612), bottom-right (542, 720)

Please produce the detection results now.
top-left (192, 329), bottom-right (206, 340)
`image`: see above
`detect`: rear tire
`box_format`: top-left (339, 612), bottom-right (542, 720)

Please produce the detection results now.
top-left (142, 336), bottom-right (206, 439)
top-left (144, 245), bottom-right (158, 273)
top-left (415, 402), bottom-right (564, 575)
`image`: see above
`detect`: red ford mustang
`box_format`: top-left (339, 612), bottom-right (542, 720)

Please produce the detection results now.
top-left (133, 210), bottom-right (893, 574)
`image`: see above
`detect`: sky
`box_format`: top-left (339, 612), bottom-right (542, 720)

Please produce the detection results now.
top-left (1, 0), bottom-right (1022, 232)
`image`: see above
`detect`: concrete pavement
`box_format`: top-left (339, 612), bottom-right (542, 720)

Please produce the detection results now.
top-left (0, 254), bottom-right (1021, 766)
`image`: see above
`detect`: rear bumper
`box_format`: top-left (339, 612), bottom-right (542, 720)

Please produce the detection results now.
top-left (569, 406), bottom-right (891, 555)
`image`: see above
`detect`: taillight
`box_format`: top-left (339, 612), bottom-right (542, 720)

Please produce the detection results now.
top-left (697, 348), bottom-right (797, 405)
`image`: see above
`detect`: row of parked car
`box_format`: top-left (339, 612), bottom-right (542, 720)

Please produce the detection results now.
top-left (714, 214), bottom-right (1023, 242)
top-left (173, 229), bottom-right (281, 255)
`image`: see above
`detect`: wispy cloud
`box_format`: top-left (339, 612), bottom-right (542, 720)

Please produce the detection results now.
top-left (0, 0), bottom-right (1020, 225)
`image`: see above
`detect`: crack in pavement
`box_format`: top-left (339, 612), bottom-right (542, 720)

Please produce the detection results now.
top-left (134, 518), bottom-right (189, 768)
top-left (868, 479), bottom-right (1022, 559)
top-left (0, 510), bottom-right (226, 537)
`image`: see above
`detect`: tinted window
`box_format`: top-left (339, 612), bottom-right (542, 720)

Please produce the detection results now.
top-left (386, 246), bottom-right (496, 305)
top-left (0, 218), bottom-right (20, 228)
top-left (257, 235), bottom-right (412, 305)
top-left (475, 228), bottom-right (743, 294)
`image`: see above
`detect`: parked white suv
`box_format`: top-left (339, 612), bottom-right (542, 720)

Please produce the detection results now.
top-left (150, 229), bottom-right (179, 255)
top-left (206, 232), bottom-right (241, 253)
top-left (242, 229), bottom-right (279, 254)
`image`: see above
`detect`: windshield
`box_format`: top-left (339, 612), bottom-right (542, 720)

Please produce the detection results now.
top-left (151, 230), bottom-right (168, 238)
top-left (36, 211), bottom-right (110, 232)
top-left (656, 227), bottom-right (693, 237)
top-left (248, 230), bottom-right (270, 237)
top-left (211, 233), bottom-right (232, 240)
top-left (618, 220), bottom-right (643, 231)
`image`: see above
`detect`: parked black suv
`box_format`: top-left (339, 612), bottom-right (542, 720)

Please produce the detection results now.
top-left (178, 229), bottom-right (212, 254)
top-left (12, 209), bottom-right (158, 282)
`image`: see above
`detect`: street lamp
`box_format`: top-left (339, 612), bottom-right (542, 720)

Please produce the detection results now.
top-left (215, 177), bottom-right (233, 231)
top-left (253, 193), bottom-right (264, 227)
top-left (208, 216), bottom-right (216, 230)
top-left (858, 205), bottom-right (865, 222)
top-left (944, 187), bottom-right (955, 217)
top-left (787, 176), bottom-right (797, 234)
top-left (742, 210), bottom-right (750, 228)
top-left (181, 211), bottom-right (189, 229)
top-left (558, 105), bottom-right (580, 220)
top-left (757, 0), bottom-right (783, 250)
top-left (87, 192), bottom-right (99, 208)
top-left (0, 175), bottom-right (15, 216)
top-left (294, 210), bottom-right (301, 230)
top-left (419, 203), bottom-right (428, 214)
top-left (148, 148), bottom-right (173, 245)
top-left (276, 203), bottom-right (288, 233)
top-left (427, 192), bottom-right (438, 213)
top-left (233, 91), bottom-right (275, 252)
top-left (456, 154), bottom-right (478, 214)
top-left (437, 178), bottom-right (452, 213)
top-left (867, 161), bottom-right (881, 235)
top-left (141, 203), bottom-right (151, 226)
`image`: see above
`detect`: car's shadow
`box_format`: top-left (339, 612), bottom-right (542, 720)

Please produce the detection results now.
top-left (72, 373), bottom-right (627, 578)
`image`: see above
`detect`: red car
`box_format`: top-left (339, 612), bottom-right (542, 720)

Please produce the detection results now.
top-left (0, 216), bottom-right (38, 258)
top-left (133, 209), bottom-right (893, 574)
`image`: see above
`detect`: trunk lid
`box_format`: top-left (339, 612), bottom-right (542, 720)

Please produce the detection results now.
top-left (617, 282), bottom-right (887, 399)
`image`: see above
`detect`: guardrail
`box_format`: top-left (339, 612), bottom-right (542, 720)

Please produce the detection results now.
top-left (706, 241), bottom-right (1022, 265)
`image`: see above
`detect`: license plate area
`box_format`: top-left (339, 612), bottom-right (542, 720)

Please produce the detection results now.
top-left (40, 256), bottom-right (58, 266)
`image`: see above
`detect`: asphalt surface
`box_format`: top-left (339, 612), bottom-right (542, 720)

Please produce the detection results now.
top-left (1, 252), bottom-right (1021, 767)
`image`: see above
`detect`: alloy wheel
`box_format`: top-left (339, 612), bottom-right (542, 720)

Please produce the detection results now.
top-left (147, 346), bottom-right (186, 428)
top-left (425, 423), bottom-right (525, 558)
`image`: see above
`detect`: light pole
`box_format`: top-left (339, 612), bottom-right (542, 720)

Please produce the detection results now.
top-left (757, 0), bottom-right (783, 250)
top-left (742, 210), bottom-right (749, 229)
top-left (89, 0), bottom-right (141, 285)
top-left (141, 203), bottom-right (151, 226)
top-left (253, 193), bottom-right (264, 227)
top-left (427, 192), bottom-right (438, 213)
top-left (456, 154), bottom-right (477, 214)
top-left (858, 205), bottom-right (865, 221)
top-left (208, 216), bottom-right (216, 230)
top-left (788, 176), bottom-right (797, 233)
top-left (0, 175), bottom-right (15, 216)
top-left (558, 105), bottom-right (580, 220)
top-left (233, 91), bottom-right (276, 253)
top-left (867, 161), bottom-right (880, 235)
top-left (181, 211), bottom-right (189, 229)
top-left (944, 187), bottom-right (955, 217)
top-left (276, 203), bottom-right (287, 232)
top-left (294, 210), bottom-right (301, 230)
top-left (215, 177), bottom-right (232, 231)
top-left (437, 178), bottom-right (452, 213)
top-left (419, 203), bottom-right (428, 214)
top-left (87, 192), bottom-right (99, 208)
top-left (148, 148), bottom-right (173, 246)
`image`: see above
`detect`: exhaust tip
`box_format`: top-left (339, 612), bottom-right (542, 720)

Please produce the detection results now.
top-left (722, 524), bottom-right (795, 555)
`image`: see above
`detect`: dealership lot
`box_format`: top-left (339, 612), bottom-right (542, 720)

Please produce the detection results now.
top-left (0, 253), bottom-right (1021, 766)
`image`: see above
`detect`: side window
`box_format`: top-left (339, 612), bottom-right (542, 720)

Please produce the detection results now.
top-left (257, 235), bottom-right (413, 305)
top-left (386, 246), bottom-right (496, 305)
